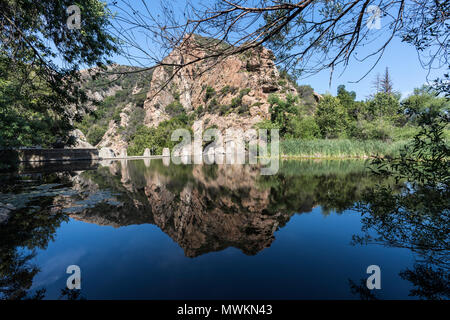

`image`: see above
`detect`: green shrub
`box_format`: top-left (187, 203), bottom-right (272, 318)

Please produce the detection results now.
top-left (121, 107), bottom-right (145, 142)
top-left (195, 105), bottom-right (204, 118)
top-left (349, 119), bottom-right (394, 141)
top-left (366, 92), bottom-right (400, 118)
top-left (207, 98), bottom-right (219, 113)
top-left (204, 86), bottom-right (216, 102)
top-left (165, 100), bottom-right (185, 117)
top-left (112, 108), bottom-right (122, 124)
top-left (132, 91), bottom-right (147, 108)
top-left (220, 85), bottom-right (237, 95)
top-left (219, 104), bottom-right (229, 115)
top-left (237, 104), bottom-right (249, 114)
top-left (268, 94), bottom-right (299, 136)
top-left (315, 95), bottom-right (349, 139)
top-left (286, 116), bottom-right (320, 140)
top-left (127, 116), bottom-right (192, 156)
top-left (255, 119), bottom-right (279, 130)
top-left (240, 88), bottom-right (251, 96)
top-left (86, 124), bottom-right (107, 146)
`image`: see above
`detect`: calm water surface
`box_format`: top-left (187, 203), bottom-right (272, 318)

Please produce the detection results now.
top-left (0, 159), bottom-right (447, 299)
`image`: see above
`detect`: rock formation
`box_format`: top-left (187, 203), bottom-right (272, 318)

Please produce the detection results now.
top-left (143, 35), bottom-right (297, 134)
top-left (94, 35), bottom-right (308, 154)
top-left (67, 160), bottom-right (294, 257)
top-left (68, 129), bottom-right (94, 149)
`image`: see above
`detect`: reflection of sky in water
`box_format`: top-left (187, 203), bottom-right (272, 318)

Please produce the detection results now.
top-left (25, 208), bottom-right (417, 299)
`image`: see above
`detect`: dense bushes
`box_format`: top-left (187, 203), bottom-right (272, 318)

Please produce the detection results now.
top-left (260, 84), bottom-right (449, 145)
top-left (204, 86), bottom-right (216, 102)
top-left (315, 95), bottom-right (349, 139)
top-left (286, 116), bottom-right (320, 140)
top-left (87, 125), bottom-right (109, 146)
top-left (127, 112), bottom-right (193, 156)
top-left (165, 100), bottom-right (185, 117)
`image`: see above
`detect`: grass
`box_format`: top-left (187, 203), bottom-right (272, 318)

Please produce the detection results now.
top-left (280, 139), bottom-right (409, 158)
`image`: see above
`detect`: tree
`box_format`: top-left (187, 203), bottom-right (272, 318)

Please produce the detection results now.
top-left (109, 0), bottom-right (448, 92)
top-left (268, 94), bottom-right (299, 136)
top-left (372, 67), bottom-right (394, 94)
top-left (401, 85), bottom-right (450, 124)
top-left (336, 85), bottom-right (359, 118)
top-left (372, 73), bottom-right (382, 93)
top-left (315, 95), bottom-right (349, 139)
top-left (366, 92), bottom-right (400, 119)
top-left (380, 67), bottom-right (394, 94)
top-left (346, 102), bottom-right (449, 299)
top-left (352, 106), bottom-right (449, 287)
top-left (0, 0), bottom-right (117, 148)
top-left (0, 178), bottom-right (69, 299)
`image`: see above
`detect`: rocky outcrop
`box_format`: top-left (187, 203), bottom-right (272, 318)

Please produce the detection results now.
top-left (69, 129), bottom-right (94, 149)
top-left (143, 164), bottom-right (282, 257)
top-left (143, 35), bottom-right (298, 133)
top-left (86, 36), bottom-right (320, 155)
top-left (96, 120), bottom-right (128, 153)
top-left (75, 65), bottom-right (153, 155)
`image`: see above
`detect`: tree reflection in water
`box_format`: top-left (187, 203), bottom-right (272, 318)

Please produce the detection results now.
top-left (0, 174), bottom-right (84, 300)
top-left (0, 175), bottom-right (68, 299)
top-left (350, 109), bottom-right (449, 300)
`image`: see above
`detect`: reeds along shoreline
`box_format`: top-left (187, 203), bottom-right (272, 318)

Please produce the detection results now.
top-left (279, 139), bottom-right (409, 158)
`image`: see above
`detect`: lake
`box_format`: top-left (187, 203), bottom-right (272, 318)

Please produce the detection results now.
top-left (0, 159), bottom-right (447, 300)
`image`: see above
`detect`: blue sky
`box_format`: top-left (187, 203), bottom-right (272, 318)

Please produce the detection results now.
top-left (300, 37), bottom-right (444, 100)
top-left (105, 1), bottom-right (447, 101)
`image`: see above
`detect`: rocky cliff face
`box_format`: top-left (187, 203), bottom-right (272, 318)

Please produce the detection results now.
top-left (86, 36), bottom-right (318, 155)
top-left (143, 35), bottom-right (298, 135)
top-left (75, 65), bottom-right (153, 154)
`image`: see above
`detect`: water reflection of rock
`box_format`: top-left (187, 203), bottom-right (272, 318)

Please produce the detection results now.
top-left (66, 160), bottom-right (375, 258)
top-left (69, 160), bottom-right (293, 257)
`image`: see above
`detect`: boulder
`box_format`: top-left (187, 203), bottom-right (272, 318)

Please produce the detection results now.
top-left (69, 129), bottom-right (94, 149)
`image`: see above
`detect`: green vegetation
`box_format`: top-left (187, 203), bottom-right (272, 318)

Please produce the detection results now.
top-left (281, 139), bottom-right (407, 158)
top-left (204, 86), bottom-right (216, 102)
top-left (166, 100), bottom-right (185, 117)
top-left (351, 108), bottom-right (449, 298)
top-left (198, 86), bottom-right (252, 117)
top-left (0, 0), bottom-right (117, 149)
top-left (220, 85), bottom-right (238, 96)
top-left (257, 82), bottom-right (449, 158)
top-left (127, 110), bottom-right (193, 156)
top-left (74, 66), bottom-right (153, 146)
